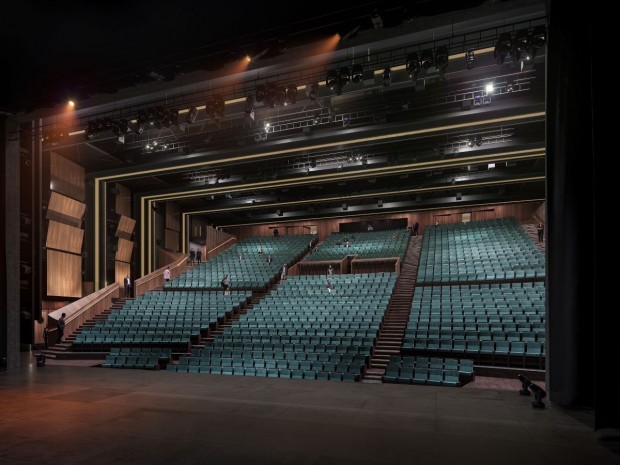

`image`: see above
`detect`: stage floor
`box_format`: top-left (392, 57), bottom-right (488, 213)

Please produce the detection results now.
top-left (0, 355), bottom-right (618, 465)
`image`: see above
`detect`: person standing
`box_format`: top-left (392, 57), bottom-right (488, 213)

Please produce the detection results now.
top-left (189, 249), bottom-right (195, 265)
top-left (327, 265), bottom-right (334, 276)
top-left (267, 254), bottom-right (272, 263)
top-left (196, 249), bottom-right (202, 265)
top-left (221, 274), bottom-right (230, 292)
top-left (537, 222), bottom-right (544, 243)
top-left (258, 245), bottom-right (263, 255)
top-left (326, 279), bottom-right (333, 294)
top-left (280, 263), bottom-right (287, 281)
top-left (273, 227), bottom-right (279, 238)
top-left (163, 266), bottom-right (171, 283)
top-left (124, 275), bottom-right (132, 298)
top-left (413, 221), bottom-right (419, 236)
top-left (57, 313), bottom-right (66, 344)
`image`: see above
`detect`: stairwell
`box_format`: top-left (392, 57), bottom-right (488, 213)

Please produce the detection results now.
top-left (41, 297), bottom-right (132, 359)
top-left (364, 235), bottom-right (423, 381)
top-left (522, 223), bottom-right (546, 254)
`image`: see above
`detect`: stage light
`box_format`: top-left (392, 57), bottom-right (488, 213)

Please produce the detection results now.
top-left (352, 64), bottom-right (363, 83)
top-left (255, 85), bottom-right (266, 103)
top-left (406, 53), bottom-right (421, 79)
top-left (382, 68), bottom-right (392, 86)
top-left (371, 9), bottom-right (383, 29)
top-left (434, 46), bottom-right (449, 75)
top-left (245, 55), bottom-right (252, 62)
top-left (531, 25), bottom-right (546, 57)
top-left (68, 99), bottom-right (76, 108)
top-left (347, 153), bottom-right (354, 163)
top-left (467, 138), bottom-right (474, 148)
top-left (245, 96), bottom-right (255, 120)
top-left (488, 163), bottom-right (495, 169)
top-left (513, 29), bottom-right (532, 61)
top-left (276, 209), bottom-right (283, 216)
top-left (495, 32), bottom-right (512, 64)
top-left (275, 86), bottom-right (286, 107)
top-left (517, 374), bottom-right (546, 408)
top-left (378, 199), bottom-right (383, 207)
top-left (310, 159), bottom-right (316, 168)
top-left (465, 49), bottom-right (475, 69)
top-left (342, 203), bottom-right (348, 211)
top-left (85, 121), bottom-right (96, 140)
top-left (285, 85), bottom-right (297, 104)
top-left (420, 49), bottom-right (434, 69)
top-left (326, 69), bottom-right (338, 90)
top-left (485, 82), bottom-right (494, 94)
top-left (265, 84), bottom-right (277, 108)
top-left (264, 121), bottom-right (271, 131)
top-left (305, 82), bottom-right (319, 100)
top-left (339, 67), bottom-right (351, 85)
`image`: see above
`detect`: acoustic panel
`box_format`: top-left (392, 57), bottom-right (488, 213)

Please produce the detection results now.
top-left (115, 238), bottom-right (133, 263)
top-left (164, 228), bottom-right (180, 252)
top-left (46, 220), bottom-right (84, 254)
top-left (166, 202), bottom-right (181, 232)
top-left (50, 151), bottom-right (85, 202)
top-left (47, 250), bottom-right (82, 298)
top-left (115, 261), bottom-right (131, 288)
top-left (114, 183), bottom-right (132, 218)
top-left (115, 215), bottom-right (136, 240)
top-left (47, 191), bottom-right (85, 227)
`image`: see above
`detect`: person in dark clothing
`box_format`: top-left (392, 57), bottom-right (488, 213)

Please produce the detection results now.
top-left (273, 227), bottom-right (279, 238)
top-left (413, 221), bottom-right (419, 236)
top-left (189, 249), bottom-right (195, 265)
top-left (537, 223), bottom-right (544, 243)
top-left (57, 313), bottom-right (66, 344)
top-left (196, 249), bottom-right (202, 264)
top-left (221, 274), bottom-right (230, 292)
top-left (124, 275), bottom-right (132, 298)
top-left (267, 254), bottom-right (272, 263)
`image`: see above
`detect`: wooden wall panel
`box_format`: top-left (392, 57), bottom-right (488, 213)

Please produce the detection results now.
top-left (224, 201), bottom-right (544, 240)
top-left (47, 250), bottom-right (82, 298)
top-left (47, 191), bottom-right (85, 227)
top-left (166, 202), bottom-right (181, 232)
top-left (115, 215), bottom-right (136, 240)
top-left (50, 152), bottom-right (85, 202)
top-left (165, 229), bottom-right (180, 252)
top-left (115, 183), bottom-right (132, 218)
top-left (206, 225), bottom-right (233, 252)
top-left (115, 238), bottom-right (133, 263)
top-left (46, 220), bottom-right (84, 254)
top-left (115, 261), bottom-right (131, 287)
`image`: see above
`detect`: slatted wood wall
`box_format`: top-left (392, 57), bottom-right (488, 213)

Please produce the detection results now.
top-left (45, 153), bottom-right (86, 298)
top-left (224, 201), bottom-right (543, 240)
top-left (164, 202), bottom-right (181, 252)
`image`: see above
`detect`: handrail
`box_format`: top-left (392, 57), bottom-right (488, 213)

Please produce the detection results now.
top-left (207, 236), bottom-right (236, 258)
top-left (135, 254), bottom-right (187, 297)
top-left (47, 283), bottom-right (120, 343)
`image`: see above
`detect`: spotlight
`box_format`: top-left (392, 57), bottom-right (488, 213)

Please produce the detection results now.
top-left (342, 203), bottom-right (348, 211)
top-left (352, 64), bottom-right (363, 83)
top-left (378, 199), bottom-right (383, 207)
top-left (313, 110), bottom-right (321, 125)
top-left (475, 135), bottom-right (483, 146)
top-left (264, 121), bottom-right (271, 131)
top-left (245, 95), bottom-right (255, 120)
top-left (276, 209), bottom-right (283, 216)
top-left (465, 49), bottom-right (475, 69)
top-left (255, 85), bottom-right (266, 103)
top-left (305, 82), bottom-right (319, 100)
top-left (310, 159), bottom-right (316, 169)
top-left (371, 9), bottom-right (383, 29)
top-left (513, 29), bottom-right (532, 61)
top-left (185, 107), bottom-right (198, 124)
top-left (485, 82), bottom-right (494, 94)
top-left (406, 53), bottom-right (421, 79)
top-left (285, 85), bottom-right (298, 104)
top-left (265, 84), bottom-right (277, 108)
top-left (434, 46), bottom-right (449, 75)
top-left (275, 86), bottom-right (286, 107)
top-left (529, 383), bottom-right (547, 409)
top-left (420, 49), bottom-right (434, 69)
top-left (85, 121), bottom-right (96, 140)
top-left (326, 70), bottom-right (339, 90)
top-left (495, 32), bottom-right (512, 64)
top-left (68, 99), bottom-right (76, 108)
top-left (339, 67), bottom-right (351, 85)
top-left (531, 25), bottom-right (546, 57)
top-left (347, 154), bottom-right (354, 163)
top-left (467, 138), bottom-right (474, 148)
top-left (382, 67), bottom-right (392, 86)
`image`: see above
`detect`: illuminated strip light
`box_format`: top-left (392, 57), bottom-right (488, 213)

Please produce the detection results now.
top-left (218, 198), bottom-right (546, 229)
top-left (146, 148), bottom-right (545, 201)
top-left (183, 176), bottom-right (545, 215)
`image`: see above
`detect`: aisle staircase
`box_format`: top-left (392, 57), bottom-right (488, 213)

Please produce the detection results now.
top-left (363, 235), bottom-right (423, 381)
top-left (522, 223), bottom-right (546, 254)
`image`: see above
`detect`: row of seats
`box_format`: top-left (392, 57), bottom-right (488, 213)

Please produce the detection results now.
top-left (167, 365), bottom-right (359, 381)
top-left (304, 229), bottom-right (409, 262)
top-left (205, 341), bottom-right (373, 356)
top-left (101, 355), bottom-right (160, 369)
top-left (404, 330), bottom-right (545, 342)
top-left (417, 218), bottom-right (545, 283)
top-left (177, 357), bottom-right (364, 375)
top-left (189, 348), bottom-right (368, 364)
top-left (404, 339), bottom-right (545, 357)
top-left (384, 356), bottom-right (474, 386)
top-left (171, 234), bottom-right (315, 289)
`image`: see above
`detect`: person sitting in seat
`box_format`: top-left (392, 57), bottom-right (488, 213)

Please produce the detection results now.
top-left (221, 274), bottom-right (230, 292)
top-left (326, 279), bottom-right (334, 293)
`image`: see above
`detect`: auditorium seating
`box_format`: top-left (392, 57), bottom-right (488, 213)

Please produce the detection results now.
top-left (304, 229), bottom-right (409, 262)
top-left (403, 282), bottom-right (546, 367)
top-left (101, 348), bottom-right (172, 369)
top-left (169, 234), bottom-right (315, 289)
top-left (383, 356), bottom-right (474, 386)
top-left (170, 273), bottom-right (397, 381)
top-left (417, 218), bottom-right (545, 283)
top-left (73, 291), bottom-right (252, 352)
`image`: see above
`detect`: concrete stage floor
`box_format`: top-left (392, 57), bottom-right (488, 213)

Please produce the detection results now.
top-left (1, 358), bottom-right (618, 465)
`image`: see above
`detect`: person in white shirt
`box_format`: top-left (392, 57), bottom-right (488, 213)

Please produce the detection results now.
top-left (327, 265), bottom-right (334, 276)
top-left (280, 264), bottom-right (287, 280)
top-left (163, 267), bottom-right (171, 282)
top-left (326, 279), bottom-right (333, 293)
